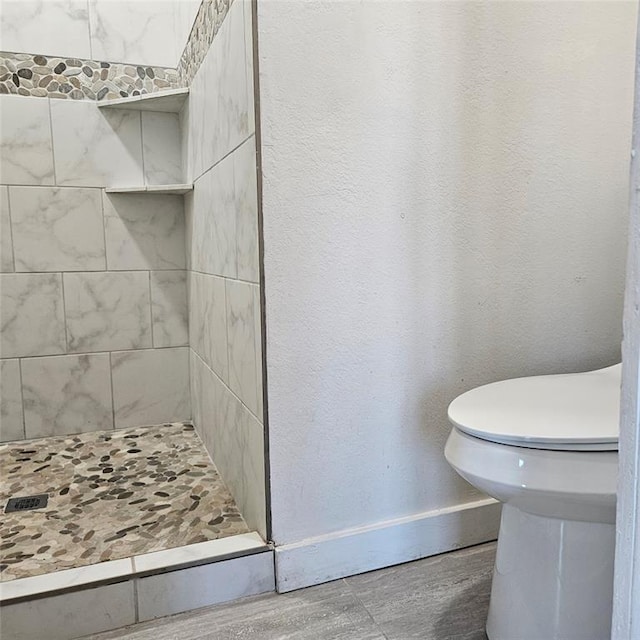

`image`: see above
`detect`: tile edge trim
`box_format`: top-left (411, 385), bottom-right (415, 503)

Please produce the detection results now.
top-left (0, 534), bottom-right (270, 605)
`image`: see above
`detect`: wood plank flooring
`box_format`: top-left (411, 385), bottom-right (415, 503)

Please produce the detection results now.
top-left (86, 542), bottom-right (495, 640)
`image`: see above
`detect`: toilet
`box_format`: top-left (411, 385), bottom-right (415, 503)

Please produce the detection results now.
top-left (445, 364), bottom-right (621, 640)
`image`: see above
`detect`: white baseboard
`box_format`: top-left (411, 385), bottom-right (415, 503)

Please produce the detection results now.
top-left (274, 498), bottom-right (501, 593)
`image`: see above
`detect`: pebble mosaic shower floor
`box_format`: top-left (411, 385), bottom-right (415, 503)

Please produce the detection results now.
top-left (0, 423), bottom-right (249, 582)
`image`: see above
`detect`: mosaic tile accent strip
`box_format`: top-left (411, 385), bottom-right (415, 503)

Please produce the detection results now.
top-left (0, 423), bottom-right (249, 581)
top-left (177, 0), bottom-right (234, 87)
top-left (0, 52), bottom-right (179, 101)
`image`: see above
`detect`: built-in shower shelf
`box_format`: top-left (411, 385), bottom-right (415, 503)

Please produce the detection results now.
top-left (106, 184), bottom-right (194, 195)
top-left (97, 87), bottom-right (189, 113)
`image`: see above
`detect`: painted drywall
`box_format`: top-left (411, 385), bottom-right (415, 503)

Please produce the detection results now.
top-left (613, 11), bottom-right (640, 639)
top-left (0, 0), bottom-right (199, 67)
top-left (258, 0), bottom-right (637, 555)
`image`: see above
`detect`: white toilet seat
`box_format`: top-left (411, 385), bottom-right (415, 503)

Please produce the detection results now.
top-left (447, 363), bottom-right (621, 451)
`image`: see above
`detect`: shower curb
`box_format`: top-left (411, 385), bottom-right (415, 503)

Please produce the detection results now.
top-left (0, 533), bottom-right (275, 639)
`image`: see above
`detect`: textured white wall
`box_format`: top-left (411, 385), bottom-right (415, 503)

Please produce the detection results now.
top-left (613, 9), bottom-right (640, 638)
top-left (0, 0), bottom-right (199, 66)
top-left (258, 0), bottom-right (637, 546)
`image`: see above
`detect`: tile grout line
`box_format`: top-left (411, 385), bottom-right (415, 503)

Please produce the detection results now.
top-left (192, 132), bottom-right (255, 186)
top-left (251, 284), bottom-right (260, 417)
top-left (231, 152), bottom-right (240, 283)
top-left (0, 184), bottom-right (105, 190)
top-left (99, 189), bottom-right (109, 271)
top-left (60, 271), bottom-right (70, 353)
top-left (108, 351), bottom-right (116, 430)
top-left (5, 185), bottom-right (17, 273)
top-left (13, 345), bottom-right (188, 362)
top-left (16, 357), bottom-right (26, 440)
top-left (223, 278), bottom-right (231, 392)
top-left (148, 270), bottom-right (155, 348)
top-left (340, 577), bottom-right (392, 640)
top-left (5, 267), bottom-right (188, 275)
top-left (191, 268), bottom-right (260, 287)
top-left (139, 112), bottom-right (147, 186)
top-left (193, 349), bottom-right (262, 427)
top-left (46, 97), bottom-right (58, 185)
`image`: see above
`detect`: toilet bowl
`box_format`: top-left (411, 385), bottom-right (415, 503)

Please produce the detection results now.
top-left (444, 364), bottom-right (621, 640)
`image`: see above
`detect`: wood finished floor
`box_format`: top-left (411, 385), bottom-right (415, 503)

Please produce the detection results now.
top-left (86, 542), bottom-right (495, 640)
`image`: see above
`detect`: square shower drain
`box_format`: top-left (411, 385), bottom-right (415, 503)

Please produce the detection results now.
top-left (5, 494), bottom-right (49, 513)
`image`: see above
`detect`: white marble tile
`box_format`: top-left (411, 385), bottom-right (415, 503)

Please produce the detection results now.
top-left (142, 112), bottom-right (183, 186)
top-left (0, 359), bottom-right (24, 442)
top-left (185, 0), bottom-right (252, 179)
top-left (0, 580), bottom-right (135, 640)
top-left (253, 284), bottom-right (264, 421)
top-left (183, 187), bottom-right (194, 270)
top-left (111, 347), bottom-right (190, 429)
top-left (179, 97), bottom-right (192, 183)
top-left (103, 193), bottom-right (185, 270)
top-left (196, 364), bottom-right (265, 538)
top-left (1, 186), bottom-right (13, 273)
top-left (50, 100), bottom-right (143, 188)
top-left (0, 95), bottom-right (54, 186)
top-left (191, 153), bottom-right (237, 278)
top-left (238, 400), bottom-right (267, 538)
top-left (190, 350), bottom-right (221, 459)
top-left (189, 348), bottom-right (204, 445)
top-left (64, 271), bottom-right (152, 353)
top-left (234, 136), bottom-right (260, 282)
top-left (22, 353), bottom-right (113, 438)
top-left (150, 270), bottom-right (188, 347)
top-left (201, 0), bottom-right (250, 170)
top-left (185, 56), bottom-right (205, 180)
top-left (10, 187), bottom-right (105, 272)
top-left (189, 272), bottom-right (228, 382)
top-left (134, 532), bottom-right (267, 574)
top-left (174, 0), bottom-right (201, 57)
top-left (242, 0), bottom-right (256, 136)
top-left (136, 551), bottom-right (275, 621)
top-left (226, 279), bottom-right (259, 416)
top-left (89, 0), bottom-right (178, 68)
top-left (0, 1), bottom-right (92, 59)
top-left (0, 558), bottom-right (132, 603)
top-left (220, 389), bottom-right (266, 538)
top-left (0, 273), bottom-right (65, 358)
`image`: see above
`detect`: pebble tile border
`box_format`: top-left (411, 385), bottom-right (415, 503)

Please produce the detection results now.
top-left (0, 423), bottom-right (249, 581)
top-left (0, 52), bottom-right (179, 101)
top-left (0, 0), bottom-right (238, 100)
top-left (177, 0), bottom-right (234, 86)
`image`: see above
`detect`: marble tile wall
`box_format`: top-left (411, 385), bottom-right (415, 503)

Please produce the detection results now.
top-left (0, 0), bottom-right (264, 538)
top-left (142, 113), bottom-right (183, 185)
top-left (184, 0), bottom-right (249, 181)
top-left (177, 0), bottom-right (236, 87)
top-left (88, 0), bottom-right (179, 69)
top-left (0, 93), bottom-right (190, 442)
top-left (1, 0), bottom-right (198, 71)
top-left (111, 348), bottom-right (190, 429)
top-left (183, 0), bottom-right (265, 538)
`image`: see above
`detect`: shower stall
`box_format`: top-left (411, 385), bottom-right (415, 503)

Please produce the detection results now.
top-left (0, 1), bottom-right (271, 634)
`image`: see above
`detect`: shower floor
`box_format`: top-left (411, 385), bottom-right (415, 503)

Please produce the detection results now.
top-left (0, 423), bottom-right (249, 582)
